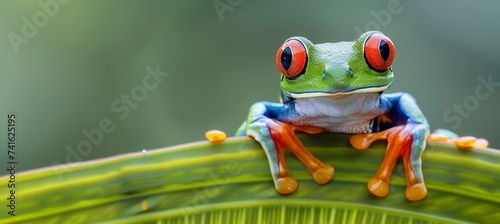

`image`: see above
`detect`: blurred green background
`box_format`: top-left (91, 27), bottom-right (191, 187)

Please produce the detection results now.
top-left (1, 0), bottom-right (499, 173)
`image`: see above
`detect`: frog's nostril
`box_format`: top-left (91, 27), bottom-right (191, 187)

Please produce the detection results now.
top-left (322, 70), bottom-right (327, 78)
top-left (348, 67), bottom-right (353, 77)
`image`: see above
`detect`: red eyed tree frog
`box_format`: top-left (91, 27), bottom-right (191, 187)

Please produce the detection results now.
top-left (236, 31), bottom-right (429, 201)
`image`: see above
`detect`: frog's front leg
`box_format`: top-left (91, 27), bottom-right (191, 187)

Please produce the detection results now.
top-left (350, 93), bottom-right (429, 201)
top-left (236, 102), bottom-right (334, 194)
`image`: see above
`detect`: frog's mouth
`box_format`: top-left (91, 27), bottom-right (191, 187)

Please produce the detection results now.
top-left (287, 85), bottom-right (388, 99)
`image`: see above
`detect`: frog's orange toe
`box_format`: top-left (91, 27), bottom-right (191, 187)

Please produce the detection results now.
top-left (475, 138), bottom-right (489, 148)
top-left (312, 165), bottom-right (334, 185)
top-left (276, 177), bottom-right (298, 195)
top-left (454, 136), bottom-right (477, 150)
top-left (454, 136), bottom-right (489, 150)
top-left (350, 134), bottom-right (371, 150)
top-left (367, 178), bottom-right (389, 197)
top-left (406, 183), bottom-right (427, 201)
top-left (428, 133), bottom-right (449, 142)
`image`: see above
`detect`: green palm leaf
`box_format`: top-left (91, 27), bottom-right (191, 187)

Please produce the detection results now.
top-left (1, 134), bottom-right (499, 223)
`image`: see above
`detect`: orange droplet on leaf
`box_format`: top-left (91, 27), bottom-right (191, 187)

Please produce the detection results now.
top-left (205, 130), bottom-right (226, 143)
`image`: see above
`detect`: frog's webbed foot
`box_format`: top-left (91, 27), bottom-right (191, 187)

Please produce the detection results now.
top-left (350, 123), bottom-right (428, 201)
top-left (248, 119), bottom-right (333, 194)
top-left (428, 129), bottom-right (489, 150)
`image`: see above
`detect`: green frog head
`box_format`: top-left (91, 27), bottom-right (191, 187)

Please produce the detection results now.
top-left (276, 31), bottom-right (395, 99)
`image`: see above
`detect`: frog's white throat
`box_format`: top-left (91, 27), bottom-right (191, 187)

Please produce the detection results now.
top-left (288, 86), bottom-right (388, 99)
top-left (290, 92), bottom-right (383, 133)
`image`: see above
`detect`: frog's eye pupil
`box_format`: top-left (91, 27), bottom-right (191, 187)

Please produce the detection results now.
top-left (281, 47), bottom-right (292, 70)
top-left (364, 33), bottom-right (396, 72)
top-left (276, 39), bottom-right (307, 79)
top-left (379, 39), bottom-right (390, 61)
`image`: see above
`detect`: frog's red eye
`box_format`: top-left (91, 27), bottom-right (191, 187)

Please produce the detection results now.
top-left (364, 34), bottom-right (395, 72)
top-left (276, 39), bottom-right (307, 79)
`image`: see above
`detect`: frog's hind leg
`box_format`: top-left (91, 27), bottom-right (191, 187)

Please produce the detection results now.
top-left (350, 124), bottom-right (428, 201)
top-left (247, 121), bottom-right (298, 194)
top-left (274, 140), bottom-right (297, 194)
top-left (266, 121), bottom-right (334, 186)
top-left (401, 140), bottom-right (427, 201)
top-left (248, 120), bottom-right (334, 194)
top-left (351, 128), bottom-right (404, 197)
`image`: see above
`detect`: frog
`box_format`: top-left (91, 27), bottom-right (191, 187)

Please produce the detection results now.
top-left (235, 31), bottom-right (430, 201)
